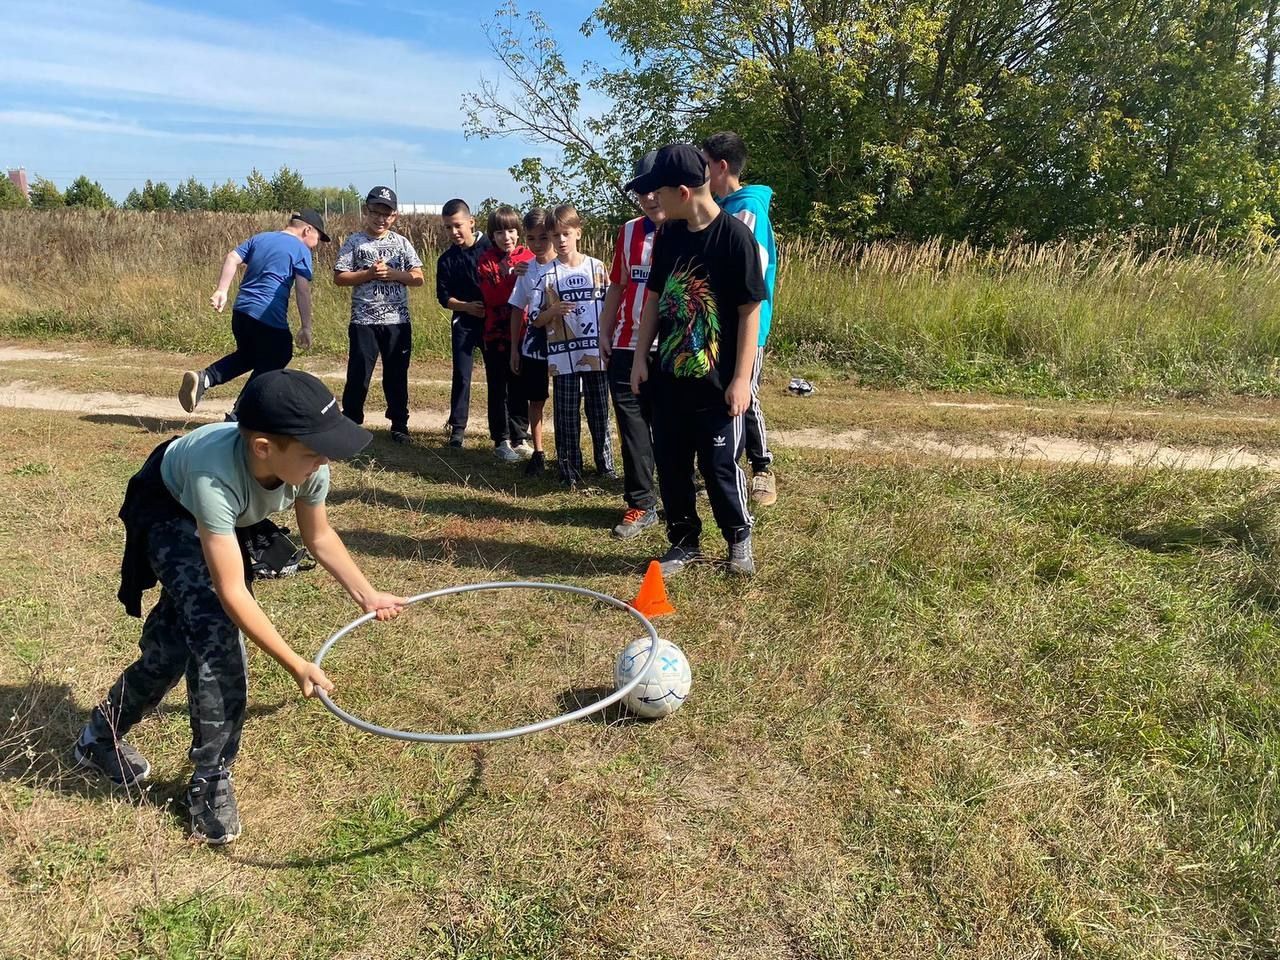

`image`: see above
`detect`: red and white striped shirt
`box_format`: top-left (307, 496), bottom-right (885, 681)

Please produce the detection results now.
top-left (607, 216), bottom-right (657, 350)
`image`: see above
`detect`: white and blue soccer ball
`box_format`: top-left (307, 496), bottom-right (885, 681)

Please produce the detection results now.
top-left (614, 637), bottom-right (692, 718)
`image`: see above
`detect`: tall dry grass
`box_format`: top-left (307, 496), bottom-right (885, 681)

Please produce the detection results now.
top-left (5, 210), bottom-right (1280, 395)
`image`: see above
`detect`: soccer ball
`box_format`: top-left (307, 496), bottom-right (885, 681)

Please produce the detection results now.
top-left (614, 637), bottom-right (692, 719)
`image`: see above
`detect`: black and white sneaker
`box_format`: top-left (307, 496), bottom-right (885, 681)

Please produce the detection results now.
top-left (178, 370), bottom-right (207, 413)
top-left (74, 732), bottom-right (152, 788)
top-left (658, 543), bottom-right (701, 576)
top-left (188, 771), bottom-right (242, 846)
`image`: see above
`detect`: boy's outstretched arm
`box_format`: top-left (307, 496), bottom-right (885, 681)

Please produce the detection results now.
top-left (200, 527), bottom-right (334, 698)
top-left (294, 501), bottom-right (406, 621)
top-left (210, 250), bottom-right (244, 312)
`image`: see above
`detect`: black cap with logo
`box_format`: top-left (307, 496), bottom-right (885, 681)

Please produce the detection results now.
top-left (623, 143), bottom-right (709, 194)
top-left (366, 185), bottom-right (398, 210)
top-left (236, 370), bottom-right (372, 459)
top-left (291, 209), bottom-right (330, 243)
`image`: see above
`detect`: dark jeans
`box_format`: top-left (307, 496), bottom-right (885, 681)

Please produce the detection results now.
top-left (481, 343), bottom-right (530, 445)
top-left (342, 322), bottom-right (412, 432)
top-left (89, 516), bottom-right (249, 774)
top-left (607, 349), bottom-right (657, 511)
top-left (204, 310), bottom-right (293, 389)
top-left (652, 381), bottom-right (751, 547)
top-left (448, 316), bottom-right (485, 435)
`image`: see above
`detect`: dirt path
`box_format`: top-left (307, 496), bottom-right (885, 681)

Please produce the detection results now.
top-left (1, 344), bottom-right (1276, 471)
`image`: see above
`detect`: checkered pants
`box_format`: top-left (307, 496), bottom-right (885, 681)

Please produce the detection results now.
top-left (552, 371), bottom-right (615, 483)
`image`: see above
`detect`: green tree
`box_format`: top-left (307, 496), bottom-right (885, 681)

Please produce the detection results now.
top-left (126, 179), bottom-right (174, 211)
top-left (208, 179), bottom-right (247, 212)
top-left (242, 168), bottom-right (274, 211)
top-left (29, 176), bottom-right (63, 209)
top-left (64, 176), bottom-right (113, 209)
top-left (270, 165), bottom-right (310, 211)
top-left (173, 177), bottom-right (211, 211)
top-left (0, 175), bottom-right (28, 210)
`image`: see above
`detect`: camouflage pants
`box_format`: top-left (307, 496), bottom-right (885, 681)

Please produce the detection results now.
top-left (90, 516), bottom-right (249, 772)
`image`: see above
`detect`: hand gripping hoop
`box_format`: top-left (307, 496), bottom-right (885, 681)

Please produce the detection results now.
top-left (313, 581), bottom-right (662, 743)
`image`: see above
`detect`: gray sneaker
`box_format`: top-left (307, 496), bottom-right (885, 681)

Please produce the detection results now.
top-left (187, 772), bottom-right (242, 846)
top-left (494, 440), bottom-right (520, 462)
top-left (178, 370), bottom-right (207, 413)
top-left (613, 507), bottom-right (659, 540)
top-left (658, 543), bottom-right (701, 576)
top-left (727, 538), bottom-right (756, 577)
top-left (73, 732), bottom-right (152, 788)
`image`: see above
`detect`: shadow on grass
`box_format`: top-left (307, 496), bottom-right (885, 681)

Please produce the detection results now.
top-left (341, 528), bottom-right (653, 578)
top-left (226, 749), bottom-right (488, 870)
top-left (329, 486), bottom-right (624, 529)
top-left (81, 413), bottom-right (203, 435)
top-left (554, 685), bottom-right (648, 728)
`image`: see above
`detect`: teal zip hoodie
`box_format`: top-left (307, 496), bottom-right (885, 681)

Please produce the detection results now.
top-left (718, 184), bottom-right (777, 346)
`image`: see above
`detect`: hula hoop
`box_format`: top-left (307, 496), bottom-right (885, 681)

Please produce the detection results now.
top-left (312, 581), bottom-right (662, 744)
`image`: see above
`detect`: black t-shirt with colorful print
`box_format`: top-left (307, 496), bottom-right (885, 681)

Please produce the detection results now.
top-left (646, 211), bottom-right (767, 393)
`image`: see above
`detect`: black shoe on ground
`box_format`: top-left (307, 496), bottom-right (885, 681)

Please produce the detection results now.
top-left (73, 732), bottom-right (152, 788)
top-left (597, 467), bottom-right (620, 482)
top-left (391, 429), bottom-right (413, 445)
top-left (523, 451), bottom-right (546, 476)
top-left (448, 431), bottom-right (464, 448)
top-left (187, 771), bottom-right (242, 846)
top-left (658, 543), bottom-right (701, 576)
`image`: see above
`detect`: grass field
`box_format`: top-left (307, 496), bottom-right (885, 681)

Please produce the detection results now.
top-left (1, 359), bottom-right (1278, 956)
top-left (7, 211), bottom-right (1280, 398)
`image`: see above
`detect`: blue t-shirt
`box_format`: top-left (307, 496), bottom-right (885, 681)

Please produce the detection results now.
top-left (232, 231), bottom-right (314, 329)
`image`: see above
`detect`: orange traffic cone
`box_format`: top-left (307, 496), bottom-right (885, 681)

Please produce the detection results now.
top-left (632, 560), bottom-right (676, 617)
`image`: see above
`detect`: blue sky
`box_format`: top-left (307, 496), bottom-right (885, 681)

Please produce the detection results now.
top-left (0, 0), bottom-right (622, 205)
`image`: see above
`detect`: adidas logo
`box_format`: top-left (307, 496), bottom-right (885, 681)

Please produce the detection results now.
top-left (712, 435), bottom-right (726, 447)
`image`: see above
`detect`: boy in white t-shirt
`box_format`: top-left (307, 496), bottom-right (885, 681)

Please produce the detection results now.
top-left (508, 208), bottom-right (558, 476)
top-left (520, 204), bottom-right (615, 486)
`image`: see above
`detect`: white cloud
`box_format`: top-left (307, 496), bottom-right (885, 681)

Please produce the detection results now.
top-left (0, 0), bottom-right (486, 131)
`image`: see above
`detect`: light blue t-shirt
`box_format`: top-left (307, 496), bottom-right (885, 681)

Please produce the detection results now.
top-left (161, 422), bottom-right (330, 535)
top-left (719, 185), bottom-right (777, 346)
top-left (233, 231), bottom-right (314, 330)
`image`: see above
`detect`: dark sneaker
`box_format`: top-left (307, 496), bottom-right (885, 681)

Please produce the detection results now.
top-left (73, 734), bottom-right (152, 788)
top-left (658, 543), bottom-right (701, 576)
top-left (750, 470), bottom-right (777, 507)
top-left (728, 538), bottom-right (756, 577)
top-left (391, 429), bottom-right (413, 445)
top-left (178, 370), bottom-right (206, 413)
top-left (524, 451), bottom-right (546, 476)
top-left (448, 431), bottom-right (465, 448)
top-left (597, 467), bottom-right (620, 482)
top-left (187, 772), bottom-right (242, 846)
top-left (613, 507), bottom-right (658, 540)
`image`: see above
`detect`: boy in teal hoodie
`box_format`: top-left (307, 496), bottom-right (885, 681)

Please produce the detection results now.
top-left (703, 132), bottom-right (778, 507)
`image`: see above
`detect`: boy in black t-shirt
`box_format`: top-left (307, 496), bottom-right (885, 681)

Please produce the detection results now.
top-left (628, 143), bottom-right (767, 577)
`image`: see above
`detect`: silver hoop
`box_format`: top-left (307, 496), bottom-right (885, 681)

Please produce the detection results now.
top-left (313, 581), bottom-right (662, 743)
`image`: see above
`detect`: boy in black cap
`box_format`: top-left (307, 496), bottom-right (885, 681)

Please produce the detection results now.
top-left (76, 370), bottom-right (406, 845)
top-left (335, 186), bottom-right (425, 444)
top-left (628, 143), bottom-right (767, 577)
top-left (180, 210), bottom-right (329, 414)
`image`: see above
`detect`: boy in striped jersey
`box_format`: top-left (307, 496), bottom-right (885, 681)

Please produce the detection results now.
top-left (599, 150), bottom-right (664, 539)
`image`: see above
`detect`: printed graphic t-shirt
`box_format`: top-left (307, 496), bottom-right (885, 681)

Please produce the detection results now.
top-left (508, 259), bottom-right (557, 361)
top-left (232, 231), bottom-right (314, 330)
top-left (537, 256), bottom-right (609, 376)
top-left (160, 422), bottom-right (330, 535)
top-left (646, 211), bottom-right (766, 392)
top-left (334, 230), bottom-right (423, 325)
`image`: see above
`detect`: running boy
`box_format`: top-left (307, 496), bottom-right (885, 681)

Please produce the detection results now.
top-left (628, 143), bottom-right (766, 576)
top-left (436, 199), bottom-right (491, 447)
top-left (507, 208), bottom-right (558, 476)
top-left (476, 206), bottom-right (534, 462)
top-left (702, 132), bottom-right (779, 506)
top-left (335, 186), bottom-right (424, 444)
top-left (599, 150), bottom-right (663, 539)
top-left (180, 210), bottom-right (328, 413)
top-left (76, 370), bottom-right (405, 845)
top-left (536, 204), bottom-right (615, 487)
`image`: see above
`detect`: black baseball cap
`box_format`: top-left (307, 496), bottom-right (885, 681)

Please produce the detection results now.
top-left (623, 143), bottom-right (709, 194)
top-left (291, 209), bottom-right (330, 243)
top-left (366, 185), bottom-right (398, 210)
top-left (237, 370), bottom-right (372, 460)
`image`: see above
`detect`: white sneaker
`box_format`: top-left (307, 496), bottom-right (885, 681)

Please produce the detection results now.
top-left (513, 441), bottom-right (535, 460)
top-left (494, 441), bottom-right (520, 463)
